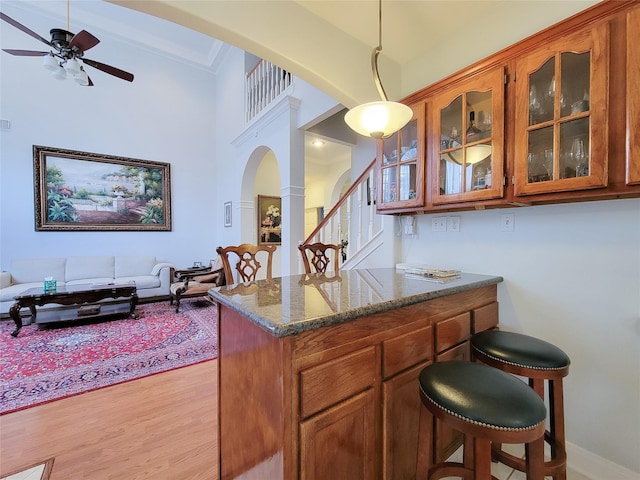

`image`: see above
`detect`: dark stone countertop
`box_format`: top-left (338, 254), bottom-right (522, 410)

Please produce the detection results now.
top-left (209, 268), bottom-right (503, 338)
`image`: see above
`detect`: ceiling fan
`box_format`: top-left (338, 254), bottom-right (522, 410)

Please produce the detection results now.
top-left (0, 6), bottom-right (134, 86)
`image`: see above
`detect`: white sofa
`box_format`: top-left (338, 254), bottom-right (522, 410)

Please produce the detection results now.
top-left (0, 256), bottom-right (173, 316)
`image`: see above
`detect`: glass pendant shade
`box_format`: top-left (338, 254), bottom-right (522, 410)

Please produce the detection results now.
top-left (51, 65), bottom-right (67, 80)
top-left (345, 101), bottom-right (412, 139)
top-left (64, 58), bottom-right (80, 75)
top-left (42, 53), bottom-right (59, 71)
top-left (344, 0), bottom-right (412, 139)
top-left (75, 68), bottom-right (89, 86)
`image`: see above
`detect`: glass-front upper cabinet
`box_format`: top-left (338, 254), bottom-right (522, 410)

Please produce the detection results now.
top-left (431, 66), bottom-right (505, 205)
top-left (377, 103), bottom-right (425, 210)
top-left (514, 23), bottom-right (609, 196)
top-left (627, 7), bottom-right (640, 185)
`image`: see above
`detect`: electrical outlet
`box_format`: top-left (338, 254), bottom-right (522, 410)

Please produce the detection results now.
top-left (447, 216), bottom-right (460, 232)
top-left (501, 213), bottom-right (515, 232)
top-left (432, 217), bottom-right (446, 232)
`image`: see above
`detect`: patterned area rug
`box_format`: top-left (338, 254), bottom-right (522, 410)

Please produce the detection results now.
top-left (0, 299), bottom-right (217, 415)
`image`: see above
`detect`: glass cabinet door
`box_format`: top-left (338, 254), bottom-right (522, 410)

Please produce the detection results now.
top-left (377, 103), bottom-right (425, 210)
top-left (431, 66), bottom-right (505, 205)
top-left (627, 7), bottom-right (640, 185)
top-left (514, 23), bottom-right (609, 195)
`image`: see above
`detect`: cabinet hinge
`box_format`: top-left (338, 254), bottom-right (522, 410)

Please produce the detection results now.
top-left (504, 74), bottom-right (509, 85)
top-left (512, 175), bottom-right (516, 185)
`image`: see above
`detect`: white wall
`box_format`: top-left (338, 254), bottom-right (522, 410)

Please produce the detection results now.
top-left (0, 3), bottom-right (218, 270)
top-left (395, 199), bottom-right (640, 473)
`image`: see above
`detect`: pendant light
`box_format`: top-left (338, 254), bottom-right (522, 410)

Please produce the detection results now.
top-left (344, 0), bottom-right (412, 139)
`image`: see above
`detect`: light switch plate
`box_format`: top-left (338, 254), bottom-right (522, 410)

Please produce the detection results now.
top-left (501, 213), bottom-right (515, 232)
top-left (432, 217), bottom-right (446, 232)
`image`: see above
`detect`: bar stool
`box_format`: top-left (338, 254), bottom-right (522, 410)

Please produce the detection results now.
top-left (418, 360), bottom-right (547, 480)
top-left (471, 330), bottom-right (570, 480)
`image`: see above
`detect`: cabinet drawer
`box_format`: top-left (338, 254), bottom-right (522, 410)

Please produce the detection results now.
top-left (472, 302), bottom-right (498, 333)
top-left (435, 312), bottom-right (471, 353)
top-left (300, 346), bottom-right (377, 418)
top-left (436, 340), bottom-right (470, 363)
top-left (382, 325), bottom-right (432, 379)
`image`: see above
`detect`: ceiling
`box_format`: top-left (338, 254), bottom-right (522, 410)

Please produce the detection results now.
top-left (1, 0), bottom-right (599, 183)
top-left (2, 0), bottom-right (601, 101)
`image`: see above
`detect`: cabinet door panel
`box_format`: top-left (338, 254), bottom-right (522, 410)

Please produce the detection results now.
top-left (382, 362), bottom-right (431, 480)
top-left (300, 389), bottom-right (377, 480)
top-left (627, 7), bottom-right (640, 185)
top-left (515, 23), bottom-right (609, 195)
top-left (377, 103), bottom-right (425, 210)
top-left (431, 66), bottom-right (505, 204)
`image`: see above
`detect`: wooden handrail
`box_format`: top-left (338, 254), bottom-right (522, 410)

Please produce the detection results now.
top-left (303, 158), bottom-right (376, 245)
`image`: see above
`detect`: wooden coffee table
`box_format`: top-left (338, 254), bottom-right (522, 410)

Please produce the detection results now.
top-left (9, 282), bottom-right (138, 337)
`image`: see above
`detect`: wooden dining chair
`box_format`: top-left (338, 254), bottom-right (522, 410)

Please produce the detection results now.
top-left (216, 243), bottom-right (276, 284)
top-left (298, 242), bottom-right (341, 274)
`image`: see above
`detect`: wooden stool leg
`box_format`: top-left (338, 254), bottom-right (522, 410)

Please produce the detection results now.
top-left (526, 436), bottom-right (545, 480)
top-left (464, 434), bottom-right (474, 470)
top-left (549, 379), bottom-right (567, 480)
top-left (474, 437), bottom-right (492, 480)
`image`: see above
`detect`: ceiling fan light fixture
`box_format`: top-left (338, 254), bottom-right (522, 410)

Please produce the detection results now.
top-left (345, 0), bottom-right (411, 139)
top-left (64, 57), bottom-right (80, 75)
top-left (42, 53), bottom-right (59, 71)
top-left (51, 64), bottom-right (67, 80)
top-left (74, 68), bottom-right (89, 86)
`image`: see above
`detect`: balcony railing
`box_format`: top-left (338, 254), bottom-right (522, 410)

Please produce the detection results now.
top-left (246, 59), bottom-right (292, 122)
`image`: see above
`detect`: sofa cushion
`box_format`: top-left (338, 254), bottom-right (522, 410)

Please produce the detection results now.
top-left (66, 256), bottom-right (115, 282)
top-left (66, 278), bottom-right (115, 287)
top-left (115, 256), bottom-right (157, 277)
top-left (115, 276), bottom-right (160, 289)
top-left (10, 258), bottom-right (66, 284)
top-left (0, 282), bottom-right (52, 302)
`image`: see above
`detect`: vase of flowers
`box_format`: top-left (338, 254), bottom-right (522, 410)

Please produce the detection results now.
top-left (263, 204), bottom-right (280, 227)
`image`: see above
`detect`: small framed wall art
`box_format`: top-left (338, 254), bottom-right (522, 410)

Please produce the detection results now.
top-left (224, 201), bottom-right (232, 227)
top-left (257, 195), bottom-right (281, 245)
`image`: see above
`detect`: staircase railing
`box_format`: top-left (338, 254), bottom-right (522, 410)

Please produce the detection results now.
top-left (303, 159), bottom-right (382, 267)
top-left (246, 59), bottom-right (292, 122)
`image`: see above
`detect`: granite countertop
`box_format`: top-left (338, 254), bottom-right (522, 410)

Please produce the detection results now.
top-left (208, 268), bottom-right (503, 338)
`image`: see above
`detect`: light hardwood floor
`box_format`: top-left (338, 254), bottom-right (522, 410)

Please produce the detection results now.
top-left (0, 360), bottom-right (219, 480)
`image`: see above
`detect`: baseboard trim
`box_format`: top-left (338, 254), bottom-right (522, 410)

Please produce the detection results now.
top-left (567, 442), bottom-right (640, 480)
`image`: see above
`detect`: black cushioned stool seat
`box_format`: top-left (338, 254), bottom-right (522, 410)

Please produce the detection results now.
top-left (418, 361), bottom-right (547, 480)
top-left (471, 330), bottom-right (570, 480)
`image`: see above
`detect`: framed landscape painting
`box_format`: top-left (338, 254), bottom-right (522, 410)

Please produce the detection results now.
top-left (33, 145), bottom-right (172, 231)
top-left (257, 195), bottom-right (281, 245)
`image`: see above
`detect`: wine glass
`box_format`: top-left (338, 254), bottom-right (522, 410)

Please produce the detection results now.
top-left (547, 76), bottom-right (556, 98)
top-left (571, 138), bottom-right (587, 176)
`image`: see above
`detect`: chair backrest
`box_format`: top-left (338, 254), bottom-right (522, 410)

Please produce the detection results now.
top-left (298, 242), bottom-right (341, 274)
top-left (216, 243), bottom-right (276, 284)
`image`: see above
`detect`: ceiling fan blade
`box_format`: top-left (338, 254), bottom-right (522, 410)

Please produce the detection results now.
top-left (0, 12), bottom-right (53, 47)
top-left (82, 57), bottom-right (134, 82)
top-left (2, 49), bottom-right (48, 56)
top-left (70, 30), bottom-right (100, 52)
